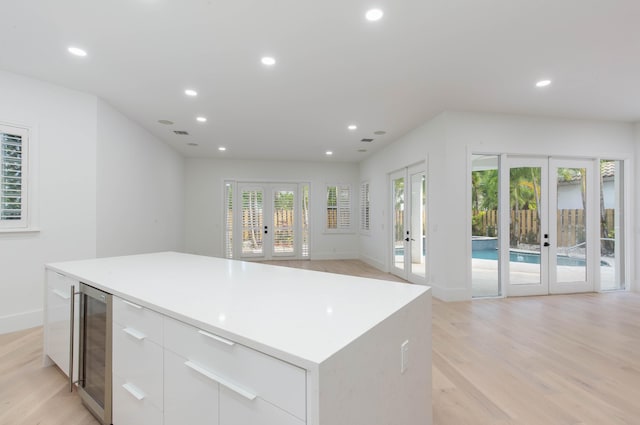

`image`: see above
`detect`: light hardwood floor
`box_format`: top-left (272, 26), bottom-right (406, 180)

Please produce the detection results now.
top-left (2, 260), bottom-right (639, 425)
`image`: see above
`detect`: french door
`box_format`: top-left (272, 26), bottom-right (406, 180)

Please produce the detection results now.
top-left (236, 183), bottom-right (301, 260)
top-left (390, 164), bottom-right (427, 284)
top-left (504, 157), bottom-right (595, 296)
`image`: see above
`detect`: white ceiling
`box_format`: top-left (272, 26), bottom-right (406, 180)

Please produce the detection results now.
top-left (2, 0), bottom-right (639, 162)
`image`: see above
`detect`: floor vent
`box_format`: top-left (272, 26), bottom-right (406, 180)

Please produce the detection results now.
top-left (361, 138), bottom-right (374, 142)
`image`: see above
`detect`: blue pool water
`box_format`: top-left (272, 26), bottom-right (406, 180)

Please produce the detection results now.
top-left (473, 249), bottom-right (599, 267)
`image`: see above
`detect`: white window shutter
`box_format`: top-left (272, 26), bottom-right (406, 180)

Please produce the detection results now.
top-left (1, 125), bottom-right (28, 229)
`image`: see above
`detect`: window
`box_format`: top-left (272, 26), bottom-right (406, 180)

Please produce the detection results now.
top-left (1, 124), bottom-right (29, 229)
top-left (224, 181), bottom-right (233, 258)
top-left (360, 181), bottom-right (370, 232)
top-left (326, 184), bottom-right (351, 232)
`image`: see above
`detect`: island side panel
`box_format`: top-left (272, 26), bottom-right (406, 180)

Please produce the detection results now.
top-left (317, 289), bottom-right (432, 425)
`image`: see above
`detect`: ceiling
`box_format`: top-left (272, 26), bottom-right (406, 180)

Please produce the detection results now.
top-left (1, 0), bottom-right (639, 162)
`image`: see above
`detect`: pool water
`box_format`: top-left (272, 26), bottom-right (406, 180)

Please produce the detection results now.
top-left (472, 249), bottom-right (606, 267)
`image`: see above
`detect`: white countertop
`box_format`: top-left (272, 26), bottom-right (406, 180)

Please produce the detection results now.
top-left (47, 252), bottom-right (429, 368)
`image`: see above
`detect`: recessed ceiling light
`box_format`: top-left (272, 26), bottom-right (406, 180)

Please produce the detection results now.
top-left (325, 151), bottom-right (333, 156)
top-left (196, 116), bottom-right (207, 123)
top-left (218, 146), bottom-right (227, 152)
top-left (365, 9), bottom-right (384, 21)
top-left (158, 119), bottom-right (174, 125)
top-left (67, 46), bottom-right (87, 57)
top-left (348, 125), bottom-right (358, 131)
top-left (374, 130), bottom-right (386, 135)
top-left (184, 89), bottom-right (198, 97)
top-left (261, 57), bottom-right (276, 66)
top-left (536, 79), bottom-right (552, 88)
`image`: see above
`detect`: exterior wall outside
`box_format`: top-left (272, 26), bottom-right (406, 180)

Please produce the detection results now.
top-left (360, 111), bottom-right (636, 301)
top-left (184, 158), bottom-right (360, 260)
top-left (0, 70), bottom-right (97, 333)
top-left (96, 100), bottom-right (184, 257)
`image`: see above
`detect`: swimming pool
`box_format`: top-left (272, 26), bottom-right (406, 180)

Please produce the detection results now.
top-left (472, 249), bottom-right (606, 267)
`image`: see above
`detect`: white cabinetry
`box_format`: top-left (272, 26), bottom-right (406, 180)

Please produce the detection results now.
top-left (112, 297), bottom-right (164, 425)
top-left (163, 316), bottom-right (306, 425)
top-left (44, 269), bottom-right (78, 378)
top-left (46, 252), bottom-right (432, 425)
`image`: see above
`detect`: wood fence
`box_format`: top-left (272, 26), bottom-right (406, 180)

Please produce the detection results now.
top-left (473, 209), bottom-right (615, 248)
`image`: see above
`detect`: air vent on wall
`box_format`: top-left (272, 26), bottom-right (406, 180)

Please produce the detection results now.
top-left (361, 138), bottom-right (374, 142)
top-left (174, 130), bottom-right (189, 135)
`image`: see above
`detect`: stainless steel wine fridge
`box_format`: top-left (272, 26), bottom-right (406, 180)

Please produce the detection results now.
top-left (77, 283), bottom-right (113, 425)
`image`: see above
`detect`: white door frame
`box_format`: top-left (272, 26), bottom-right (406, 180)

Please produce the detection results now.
top-left (389, 163), bottom-right (427, 284)
top-left (235, 182), bottom-right (304, 261)
top-left (502, 156), bottom-right (596, 296)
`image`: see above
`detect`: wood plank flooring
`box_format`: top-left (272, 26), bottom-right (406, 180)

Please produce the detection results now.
top-left (2, 260), bottom-right (639, 425)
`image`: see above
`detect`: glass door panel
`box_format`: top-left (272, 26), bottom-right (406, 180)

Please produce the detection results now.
top-left (391, 172), bottom-right (406, 276)
top-left (240, 187), bottom-right (264, 257)
top-left (508, 165), bottom-right (544, 287)
top-left (272, 187), bottom-right (295, 256)
top-left (409, 170), bottom-right (426, 279)
top-left (471, 155), bottom-right (500, 297)
top-left (506, 158), bottom-right (548, 297)
top-left (554, 166), bottom-right (587, 284)
top-left (600, 160), bottom-right (625, 290)
top-left (549, 158), bottom-right (594, 294)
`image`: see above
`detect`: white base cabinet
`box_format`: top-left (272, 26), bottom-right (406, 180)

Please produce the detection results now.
top-left (43, 270), bottom-right (78, 379)
top-left (164, 349), bottom-right (220, 425)
top-left (112, 297), bottom-right (164, 425)
top-left (46, 253), bottom-right (432, 425)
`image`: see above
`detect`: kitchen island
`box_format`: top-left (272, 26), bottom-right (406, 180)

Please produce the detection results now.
top-left (44, 252), bottom-right (432, 425)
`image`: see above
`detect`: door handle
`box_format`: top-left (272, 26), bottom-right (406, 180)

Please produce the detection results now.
top-left (543, 242), bottom-right (550, 247)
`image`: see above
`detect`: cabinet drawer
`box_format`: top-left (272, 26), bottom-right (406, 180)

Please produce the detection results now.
top-left (113, 297), bottom-right (163, 345)
top-left (113, 374), bottom-right (163, 425)
top-left (113, 323), bottom-right (163, 410)
top-left (47, 269), bottom-right (77, 293)
top-left (164, 349), bottom-right (220, 425)
top-left (164, 317), bottom-right (306, 420)
top-left (220, 386), bottom-right (305, 425)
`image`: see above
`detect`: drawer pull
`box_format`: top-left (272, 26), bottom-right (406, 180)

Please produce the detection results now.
top-left (122, 300), bottom-right (143, 309)
top-left (52, 289), bottom-right (71, 300)
top-left (122, 327), bottom-right (146, 340)
top-left (184, 360), bottom-right (256, 401)
top-left (198, 330), bottom-right (235, 347)
top-left (122, 382), bottom-right (146, 401)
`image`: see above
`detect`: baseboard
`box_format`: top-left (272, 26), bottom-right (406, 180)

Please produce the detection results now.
top-left (0, 309), bottom-right (43, 335)
top-left (359, 254), bottom-right (386, 272)
top-left (429, 284), bottom-right (470, 302)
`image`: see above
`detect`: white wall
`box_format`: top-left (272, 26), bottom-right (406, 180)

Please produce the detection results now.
top-left (360, 111), bottom-right (636, 301)
top-left (184, 158), bottom-right (360, 259)
top-left (96, 100), bottom-right (184, 257)
top-left (635, 122), bottom-right (640, 292)
top-left (0, 71), bottom-right (97, 333)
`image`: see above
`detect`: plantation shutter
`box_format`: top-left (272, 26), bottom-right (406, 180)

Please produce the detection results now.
top-left (326, 184), bottom-right (351, 231)
top-left (1, 127), bottom-right (26, 227)
top-left (360, 182), bottom-right (370, 231)
top-left (224, 182), bottom-right (233, 258)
